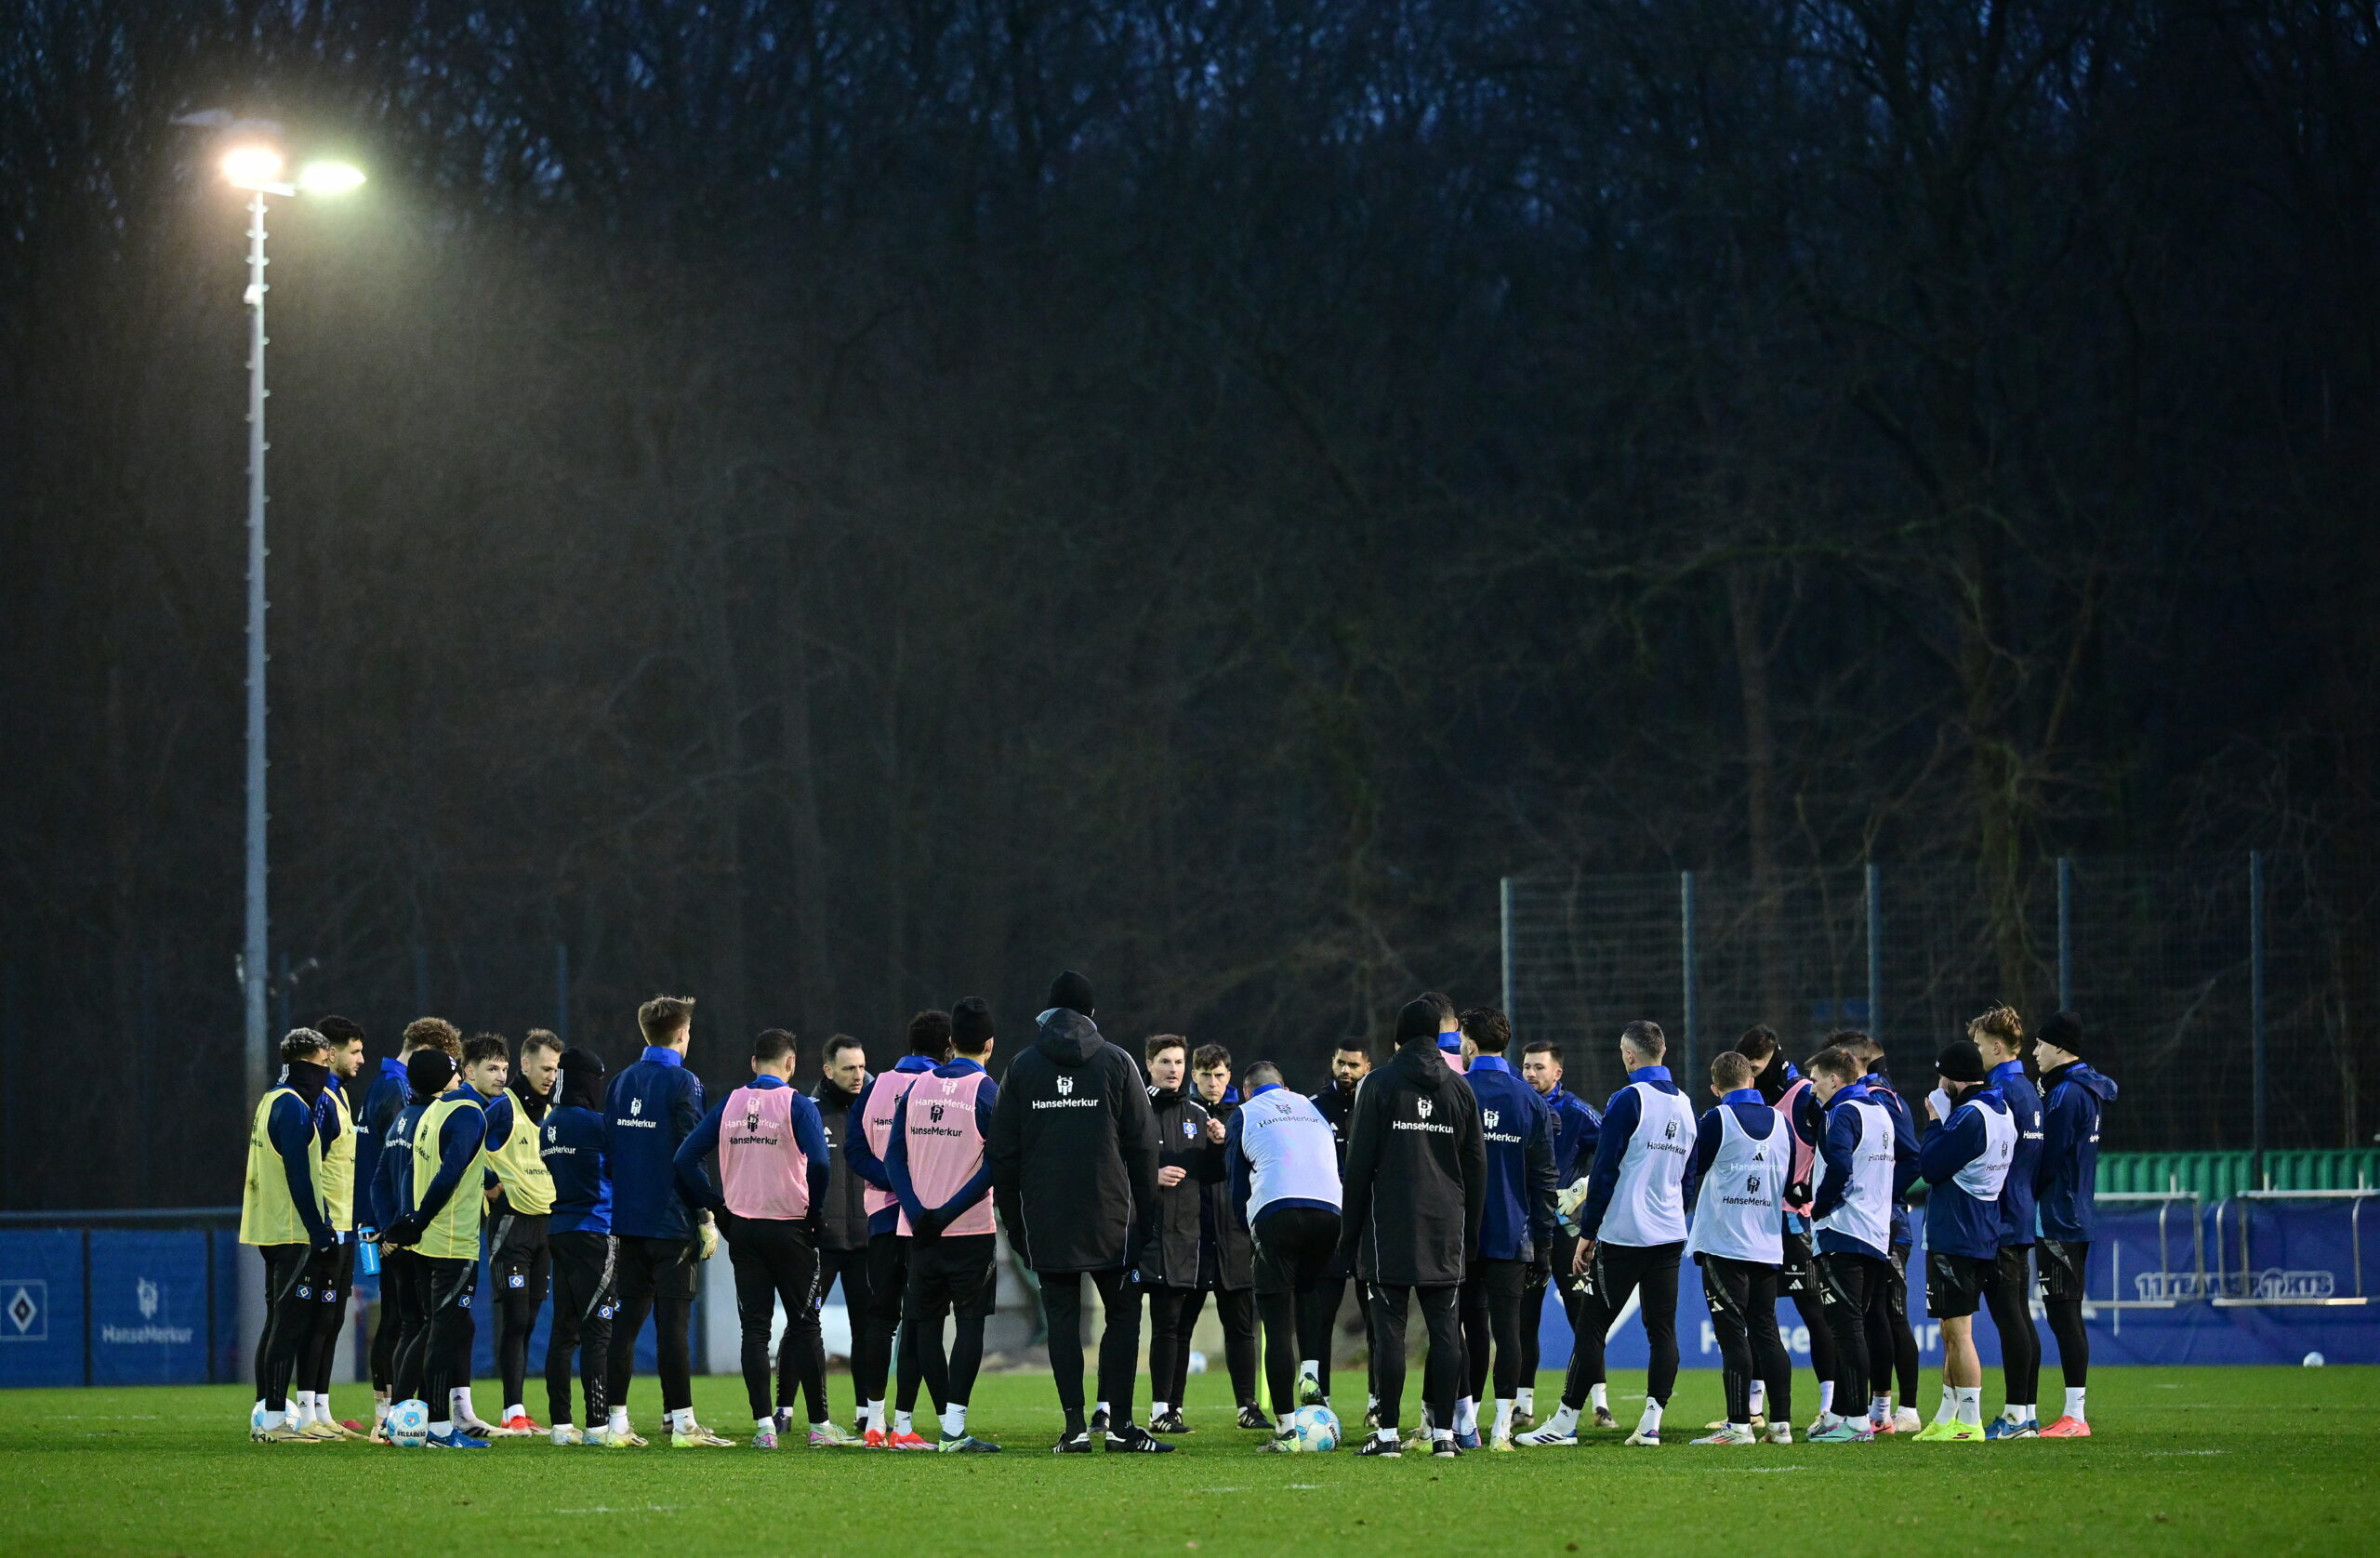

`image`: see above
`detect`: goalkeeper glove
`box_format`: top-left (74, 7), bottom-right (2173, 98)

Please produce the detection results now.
top-left (697, 1220), bottom-right (720, 1261)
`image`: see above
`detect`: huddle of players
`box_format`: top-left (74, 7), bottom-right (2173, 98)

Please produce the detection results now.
top-left (235, 972), bottom-right (2113, 1456)
top-left (1504, 1004), bottom-right (2117, 1448)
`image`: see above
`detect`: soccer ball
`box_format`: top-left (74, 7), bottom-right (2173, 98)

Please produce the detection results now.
top-left (387, 1398), bottom-right (431, 1447)
top-left (1289, 1405), bottom-right (1340, 1452)
top-left (2304, 1352), bottom-right (2326, 1367)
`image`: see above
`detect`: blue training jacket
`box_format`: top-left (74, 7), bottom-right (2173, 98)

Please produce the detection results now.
top-left (2036, 1062), bottom-right (2118, 1242)
top-left (1918, 1085), bottom-right (2010, 1261)
top-left (542, 1103), bottom-right (613, 1235)
top-left (1542, 1085), bottom-right (1602, 1186)
top-left (368, 1098), bottom-right (427, 1229)
top-left (350, 1057), bottom-right (409, 1230)
top-left (1990, 1060), bottom-right (2045, 1245)
top-left (1861, 1066), bottom-right (1921, 1248)
top-left (604, 1045), bottom-right (707, 1241)
top-left (1466, 1056), bottom-right (1558, 1262)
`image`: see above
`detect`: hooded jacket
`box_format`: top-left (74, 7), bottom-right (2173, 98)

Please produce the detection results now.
top-left (350, 1056), bottom-right (410, 1230)
top-left (811, 1073), bottom-right (871, 1251)
top-left (1337, 1033), bottom-right (1487, 1287)
top-left (544, 1050), bottom-right (612, 1235)
top-left (2035, 1061), bottom-right (2118, 1242)
top-left (1142, 1083), bottom-right (1225, 1288)
top-left (987, 1009), bottom-right (1161, 1273)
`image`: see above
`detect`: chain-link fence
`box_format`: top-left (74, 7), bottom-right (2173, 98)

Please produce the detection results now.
top-left (1502, 852), bottom-right (2371, 1156)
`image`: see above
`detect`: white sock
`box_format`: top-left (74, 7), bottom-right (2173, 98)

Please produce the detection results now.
top-left (1871, 1393), bottom-right (1891, 1421)
top-left (1748, 1380), bottom-right (1766, 1414)
top-left (1543, 1403), bottom-right (1580, 1434)
top-left (943, 1406), bottom-right (968, 1438)
top-left (554, 1420), bottom-right (573, 1433)
top-left (866, 1398), bottom-right (885, 1432)
top-left (1589, 1383), bottom-right (1608, 1412)
top-left (1818, 1380), bottom-right (1835, 1415)
top-left (1300, 1359), bottom-right (1319, 1381)
top-left (608, 1406), bottom-right (629, 1434)
top-left (756, 1416), bottom-right (775, 1433)
top-left (1815, 1409), bottom-right (1843, 1431)
top-left (1435, 1425), bottom-right (1454, 1443)
top-left (1953, 1387), bottom-right (1982, 1426)
top-left (430, 1419), bottom-right (454, 1437)
top-left (1638, 1401), bottom-right (1663, 1432)
top-left (1732, 1421), bottom-right (1752, 1434)
top-left (1515, 1386), bottom-right (1534, 1414)
top-left (1277, 1414), bottom-right (1292, 1434)
top-left (372, 1396), bottom-right (390, 1426)
top-left (1378, 1425), bottom-right (1399, 1442)
top-left (1367, 1393), bottom-right (1380, 1411)
top-left (447, 1388), bottom-right (467, 1423)
top-left (2010, 1402), bottom-right (2036, 1424)
top-left (1152, 1401), bottom-right (1170, 1419)
top-left (1454, 1396), bottom-right (1477, 1434)
top-left (1936, 1383), bottom-right (1956, 1423)
top-left (1096, 1399), bottom-right (1109, 1418)
top-left (260, 1407), bottom-right (285, 1432)
top-left (504, 1403), bottom-right (525, 1424)
top-left (1493, 1398), bottom-right (1514, 1436)
top-left (894, 1409), bottom-right (913, 1435)
top-left (2064, 1387), bottom-right (2087, 1423)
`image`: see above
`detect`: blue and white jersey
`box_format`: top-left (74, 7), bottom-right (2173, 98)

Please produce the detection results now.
top-left (1588, 1072), bottom-right (1698, 1248)
top-left (1684, 1102), bottom-right (1785, 1264)
top-left (1813, 1089), bottom-right (1897, 1261)
top-left (1227, 1083), bottom-right (1342, 1223)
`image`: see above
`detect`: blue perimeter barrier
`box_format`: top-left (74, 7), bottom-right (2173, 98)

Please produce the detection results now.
top-left (1535, 1194), bottom-right (2379, 1371)
top-left (0, 1222), bottom-right (239, 1387)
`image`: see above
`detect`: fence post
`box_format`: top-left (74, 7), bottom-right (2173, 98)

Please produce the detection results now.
top-left (2056, 856), bottom-right (2074, 1012)
top-left (1865, 862), bottom-right (1882, 1049)
top-left (2250, 850), bottom-right (2268, 1187)
top-left (555, 942), bottom-right (571, 1046)
top-left (1680, 870), bottom-right (1699, 1083)
top-left (1499, 878), bottom-right (1514, 1018)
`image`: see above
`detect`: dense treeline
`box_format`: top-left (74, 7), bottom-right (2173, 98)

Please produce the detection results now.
top-left (2, 1), bottom-right (2373, 1206)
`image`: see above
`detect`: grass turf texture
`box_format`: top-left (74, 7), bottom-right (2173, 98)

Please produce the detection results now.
top-left (1, 1367), bottom-right (2372, 1556)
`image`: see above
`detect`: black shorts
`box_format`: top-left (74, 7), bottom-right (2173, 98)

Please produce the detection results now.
top-left (1251, 1206), bottom-right (1342, 1297)
top-left (1464, 1256), bottom-right (1528, 1304)
top-left (1778, 1228), bottom-right (1818, 1297)
top-left (1925, 1250), bottom-right (1993, 1319)
top-left (1993, 1243), bottom-right (2034, 1292)
top-left (2036, 1238), bottom-right (2089, 1304)
top-left (615, 1234), bottom-right (699, 1303)
top-left (904, 1234), bottom-right (998, 1320)
top-left (491, 1210), bottom-right (550, 1298)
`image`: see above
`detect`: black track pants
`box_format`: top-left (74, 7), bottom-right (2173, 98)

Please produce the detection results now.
top-left (252, 1244), bottom-right (314, 1414)
top-left (1368, 1283), bottom-right (1461, 1433)
top-left (1563, 1240), bottom-right (1682, 1409)
top-left (544, 1231), bottom-right (615, 1427)
top-left (1699, 1253), bottom-right (1791, 1424)
top-left (1038, 1267), bottom-right (1139, 1428)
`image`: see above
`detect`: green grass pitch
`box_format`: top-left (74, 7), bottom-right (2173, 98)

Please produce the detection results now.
top-left (1, 1367), bottom-right (2372, 1555)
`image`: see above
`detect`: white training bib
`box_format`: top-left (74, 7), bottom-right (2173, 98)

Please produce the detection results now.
top-left (1239, 1088), bottom-right (1342, 1220)
top-left (1950, 1095), bottom-right (2016, 1204)
top-left (1599, 1081), bottom-right (1697, 1248)
top-left (1814, 1096), bottom-right (1896, 1257)
top-left (1685, 1103), bottom-right (1785, 1264)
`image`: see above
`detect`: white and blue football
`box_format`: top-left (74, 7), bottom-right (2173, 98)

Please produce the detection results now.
top-left (387, 1397), bottom-right (431, 1447)
top-left (1289, 1405), bottom-right (1340, 1452)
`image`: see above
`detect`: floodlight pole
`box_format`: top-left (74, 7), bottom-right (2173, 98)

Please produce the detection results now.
top-left (242, 187), bottom-right (271, 1102)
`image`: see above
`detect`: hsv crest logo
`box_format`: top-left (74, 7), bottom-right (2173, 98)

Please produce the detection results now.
top-left (137, 1278), bottom-right (159, 1320)
top-left (1663, 1118), bottom-right (1677, 1141)
top-left (1483, 1109), bottom-right (1501, 1131)
top-left (1056, 1076), bottom-right (1075, 1098)
top-left (929, 1102), bottom-right (946, 1124)
top-left (1183, 1118), bottom-right (1197, 1138)
top-left (1416, 1098), bottom-right (1434, 1120)
top-left (628, 1097), bottom-right (644, 1117)
top-left (1747, 1173), bottom-right (1762, 1196)
top-left (744, 1108), bottom-right (761, 1132)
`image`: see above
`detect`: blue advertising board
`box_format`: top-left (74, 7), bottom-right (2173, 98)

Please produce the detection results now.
top-left (0, 1230), bottom-right (86, 1386)
top-left (89, 1231), bottom-right (214, 1385)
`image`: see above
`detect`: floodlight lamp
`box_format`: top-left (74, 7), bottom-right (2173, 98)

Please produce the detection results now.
top-left (298, 162), bottom-right (365, 194)
top-left (221, 145), bottom-right (286, 190)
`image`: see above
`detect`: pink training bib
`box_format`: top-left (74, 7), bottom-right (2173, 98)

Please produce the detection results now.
top-left (1778, 1076), bottom-right (1817, 1215)
top-left (719, 1084), bottom-right (812, 1221)
top-left (861, 1069), bottom-right (930, 1218)
top-left (897, 1071), bottom-right (994, 1237)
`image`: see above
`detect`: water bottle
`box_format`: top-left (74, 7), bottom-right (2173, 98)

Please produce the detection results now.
top-left (356, 1227), bottom-right (380, 1277)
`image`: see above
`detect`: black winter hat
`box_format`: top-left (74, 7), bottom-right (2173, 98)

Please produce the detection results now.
top-left (407, 1049), bottom-right (458, 1097)
top-left (1395, 995), bottom-right (1445, 1045)
top-left (1934, 1039), bottom-right (1989, 1085)
top-left (1047, 970), bottom-right (1096, 1016)
top-left (952, 997), bottom-right (996, 1050)
top-left (557, 1047), bottom-right (607, 1110)
top-left (2037, 1010), bottom-right (2083, 1052)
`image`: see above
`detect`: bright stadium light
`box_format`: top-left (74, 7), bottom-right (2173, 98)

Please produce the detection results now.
top-left (220, 144), bottom-right (287, 191)
top-left (298, 161), bottom-right (365, 194)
